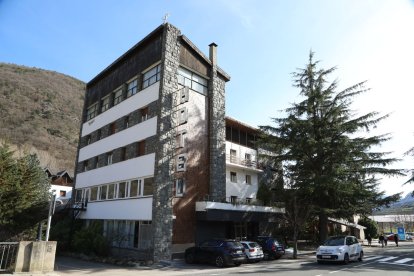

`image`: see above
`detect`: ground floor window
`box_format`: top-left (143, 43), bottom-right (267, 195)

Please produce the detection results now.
top-left (103, 220), bottom-right (152, 249)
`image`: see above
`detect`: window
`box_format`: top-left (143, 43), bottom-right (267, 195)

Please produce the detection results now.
top-left (94, 156), bottom-right (99, 169)
top-left (178, 107), bottom-right (187, 125)
top-left (130, 179), bottom-right (140, 197)
top-left (177, 67), bottom-right (208, 95)
top-left (100, 185), bottom-right (107, 200)
top-left (120, 147), bottom-right (127, 161)
top-left (124, 115), bottom-right (130, 128)
top-left (177, 154), bottom-right (187, 172)
top-left (143, 177), bottom-right (153, 196)
top-left (136, 141), bottom-right (146, 157)
top-left (126, 78), bottom-right (138, 97)
top-left (230, 171), bottom-right (237, 182)
top-left (118, 182), bottom-right (127, 198)
top-left (230, 196), bottom-right (238, 204)
top-left (107, 183), bottom-right (115, 199)
top-left (83, 160), bottom-right (88, 172)
top-left (101, 95), bottom-right (110, 112)
top-left (140, 107), bottom-right (149, 122)
top-left (246, 197), bottom-right (252, 204)
top-left (245, 153), bottom-right (252, 166)
top-left (245, 174), bottom-right (252, 185)
top-left (86, 102), bottom-right (98, 121)
top-left (86, 135), bottom-right (91, 145)
top-left (175, 179), bottom-right (185, 197)
top-left (107, 152), bottom-right (113, 165)
top-left (90, 187), bottom-right (98, 201)
top-left (97, 129), bottom-right (102, 141)
top-left (142, 64), bottom-right (161, 89)
top-left (109, 122), bottom-right (116, 135)
top-left (176, 130), bottom-right (187, 148)
top-left (113, 88), bottom-right (123, 105)
top-left (180, 86), bottom-right (189, 104)
top-left (60, 190), bottom-right (66, 197)
top-left (230, 149), bottom-right (237, 163)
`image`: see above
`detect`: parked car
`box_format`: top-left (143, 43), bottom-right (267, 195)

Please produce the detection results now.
top-left (255, 236), bottom-right (285, 260)
top-left (386, 234), bottom-right (395, 241)
top-left (240, 241), bottom-right (264, 262)
top-left (185, 239), bottom-right (246, 268)
top-left (316, 235), bottom-right (363, 264)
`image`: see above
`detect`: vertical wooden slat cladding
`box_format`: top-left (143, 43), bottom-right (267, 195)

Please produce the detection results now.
top-left (179, 43), bottom-right (209, 77)
top-left (85, 34), bottom-right (163, 107)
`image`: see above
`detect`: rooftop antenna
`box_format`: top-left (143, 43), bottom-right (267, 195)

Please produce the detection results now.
top-left (162, 13), bottom-right (170, 24)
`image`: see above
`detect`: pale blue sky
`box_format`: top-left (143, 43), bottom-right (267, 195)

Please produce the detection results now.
top-left (1, 0), bottom-right (413, 195)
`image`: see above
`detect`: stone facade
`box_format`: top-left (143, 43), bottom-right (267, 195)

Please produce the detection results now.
top-left (152, 24), bottom-right (181, 262)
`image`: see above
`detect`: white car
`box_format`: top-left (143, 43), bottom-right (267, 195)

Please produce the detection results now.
top-left (316, 236), bottom-right (363, 264)
top-left (240, 241), bottom-right (264, 262)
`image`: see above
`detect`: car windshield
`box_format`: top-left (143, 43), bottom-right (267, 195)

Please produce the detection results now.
top-left (324, 237), bottom-right (345, 246)
top-left (249, 242), bottom-right (259, 248)
top-left (225, 241), bottom-right (242, 248)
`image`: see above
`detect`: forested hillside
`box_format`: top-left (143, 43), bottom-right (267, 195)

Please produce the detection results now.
top-left (0, 63), bottom-right (85, 174)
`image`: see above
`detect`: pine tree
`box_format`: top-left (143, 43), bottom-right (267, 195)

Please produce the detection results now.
top-left (259, 52), bottom-right (402, 243)
top-left (0, 143), bottom-right (50, 240)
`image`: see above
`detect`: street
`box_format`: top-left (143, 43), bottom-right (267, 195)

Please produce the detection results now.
top-left (54, 242), bottom-right (414, 276)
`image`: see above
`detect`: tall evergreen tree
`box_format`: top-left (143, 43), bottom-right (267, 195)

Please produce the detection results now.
top-left (259, 52), bottom-right (402, 242)
top-left (0, 143), bottom-right (50, 240)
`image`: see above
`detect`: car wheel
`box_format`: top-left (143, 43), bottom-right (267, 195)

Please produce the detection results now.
top-left (274, 255), bottom-right (281, 260)
top-left (234, 262), bottom-right (241, 267)
top-left (343, 253), bottom-right (350, 265)
top-left (358, 251), bottom-right (363, 262)
top-left (185, 252), bottom-right (195, 264)
top-left (317, 260), bottom-right (323, 264)
top-left (215, 255), bottom-right (225, 268)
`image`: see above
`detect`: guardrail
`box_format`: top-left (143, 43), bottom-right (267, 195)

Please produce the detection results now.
top-left (226, 155), bottom-right (258, 169)
top-left (0, 242), bottom-right (18, 272)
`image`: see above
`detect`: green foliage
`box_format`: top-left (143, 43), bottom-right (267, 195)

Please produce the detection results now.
top-left (50, 217), bottom-right (82, 252)
top-left (0, 143), bottom-right (50, 240)
top-left (257, 182), bottom-right (271, 206)
top-left (259, 52), bottom-right (403, 242)
top-left (72, 222), bottom-right (109, 256)
top-left (358, 216), bottom-right (379, 238)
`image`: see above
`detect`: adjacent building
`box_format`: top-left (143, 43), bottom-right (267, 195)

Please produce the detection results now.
top-left (73, 23), bottom-right (283, 262)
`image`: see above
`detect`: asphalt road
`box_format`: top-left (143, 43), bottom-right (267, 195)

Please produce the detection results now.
top-left (55, 242), bottom-right (414, 276)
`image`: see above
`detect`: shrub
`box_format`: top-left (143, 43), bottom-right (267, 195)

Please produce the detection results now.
top-left (72, 222), bottom-right (109, 256)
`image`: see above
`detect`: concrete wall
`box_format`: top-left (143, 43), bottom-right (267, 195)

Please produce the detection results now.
top-left (14, 241), bottom-right (56, 273)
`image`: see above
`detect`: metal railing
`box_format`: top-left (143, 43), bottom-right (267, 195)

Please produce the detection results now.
top-left (226, 155), bottom-right (258, 169)
top-left (0, 242), bottom-right (18, 272)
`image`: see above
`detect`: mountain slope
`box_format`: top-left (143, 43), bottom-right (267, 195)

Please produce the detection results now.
top-left (0, 63), bottom-right (85, 175)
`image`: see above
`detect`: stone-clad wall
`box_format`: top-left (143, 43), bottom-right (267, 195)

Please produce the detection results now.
top-left (208, 66), bottom-right (226, 201)
top-left (152, 24), bottom-right (181, 262)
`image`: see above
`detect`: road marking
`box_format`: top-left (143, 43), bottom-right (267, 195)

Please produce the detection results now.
top-left (378, 256), bottom-right (398, 262)
top-left (364, 255), bottom-right (384, 261)
top-left (394, 258), bottom-right (414, 264)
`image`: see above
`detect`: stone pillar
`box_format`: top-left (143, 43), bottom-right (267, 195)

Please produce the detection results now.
top-left (14, 241), bottom-right (56, 273)
top-left (152, 23), bottom-right (181, 262)
top-left (208, 43), bottom-right (226, 202)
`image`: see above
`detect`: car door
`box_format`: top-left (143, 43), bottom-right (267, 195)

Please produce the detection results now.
top-left (346, 237), bottom-right (357, 260)
top-left (198, 240), bottom-right (212, 262)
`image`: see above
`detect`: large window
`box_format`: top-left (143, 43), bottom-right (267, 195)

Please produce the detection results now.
top-left (118, 182), bottom-right (127, 198)
top-left (142, 64), bottom-right (161, 89)
top-left (126, 78), bottom-right (138, 97)
top-left (230, 171), bottom-right (237, 183)
top-left (143, 177), bottom-right (154, 196)
top-left (175, 179), bottom-right (185, 197)
top-left (86, 102), bottom-right (98, 121)
top-left (178, 67), bottom-right (208, 95)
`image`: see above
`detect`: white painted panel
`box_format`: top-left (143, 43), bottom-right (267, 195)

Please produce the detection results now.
top-left (78, 117), bottom-right (157, 161)
top-left (79, 197), bottom-right (152, 220)
top-left (81, 82), bottom-right (159, 136)
top-left (75, 153), bottom-right (155, 188)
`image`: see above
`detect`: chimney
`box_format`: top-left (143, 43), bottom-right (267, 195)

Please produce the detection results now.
top-left (209, 42), bottom-right (218, 66)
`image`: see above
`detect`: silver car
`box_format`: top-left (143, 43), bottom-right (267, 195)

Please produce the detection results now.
top-left (316, 235), bottom-right (363, 264)
top-left (240, 241), bottom-right (264, 262)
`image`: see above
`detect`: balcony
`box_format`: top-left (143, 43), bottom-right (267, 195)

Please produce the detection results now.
top-left (226, 155), bottom-right (263, 172)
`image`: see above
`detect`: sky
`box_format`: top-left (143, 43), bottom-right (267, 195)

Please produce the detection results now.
top-left (1, 0), bottom-right (413, 196)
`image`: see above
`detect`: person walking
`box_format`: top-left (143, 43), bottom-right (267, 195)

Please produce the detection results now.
top-left (394, 233), bottom-right (399, 247)
top-left (384, 234), bottom-right (388, 246)
top-left (379, 233), bottom-right (385, 248)
top-left (367, 234), bottom-right (372, 246)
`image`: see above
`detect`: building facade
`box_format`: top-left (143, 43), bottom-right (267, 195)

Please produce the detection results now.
top-left (74, 23), bottom-right (283, 262)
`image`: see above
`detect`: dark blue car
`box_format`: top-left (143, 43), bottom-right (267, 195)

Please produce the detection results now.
top-left (255, 236), bottom-right (285, 260)
top-left (185, 239), bottom-right (246, 267)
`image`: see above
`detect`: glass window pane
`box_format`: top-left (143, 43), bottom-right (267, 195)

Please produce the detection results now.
top-left (100, 185), bottom-right (107, 200)
top-left (118, 182), bottom-right (126, 198)
top-left (143, 177), bottom-right (154, 196)
top-left (130, 180), bottom-right (139, 197)
top-left (108, 183), bottom-right (115, 199)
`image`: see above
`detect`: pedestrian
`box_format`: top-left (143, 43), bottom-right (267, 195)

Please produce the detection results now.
top-left (394, 233), bottom-right (399, 247)
top-left (367, 234), bottom-right (372, 246)
top-left (379, 233), bottom-right (384, 248)
top-left (384, 234), bottom-right (388, 246)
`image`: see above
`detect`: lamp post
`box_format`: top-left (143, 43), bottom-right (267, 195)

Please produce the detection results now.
top-left (45, 193), bottom-right (56, 241)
